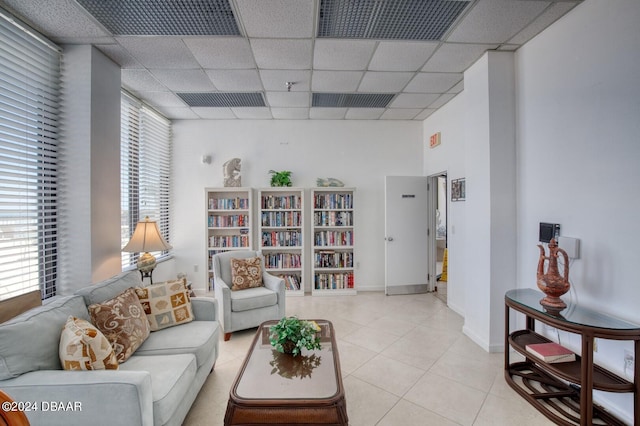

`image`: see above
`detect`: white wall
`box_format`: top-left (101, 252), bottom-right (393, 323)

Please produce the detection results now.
top-left (171, 120), bottom-right (423, 292)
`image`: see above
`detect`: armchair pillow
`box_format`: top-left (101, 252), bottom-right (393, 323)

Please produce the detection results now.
top-left (88, 287), bottom-right (150, 363)
top-left (59, 316), bottom-right (119, 371)
top-left (230, 257), bottom-right (263, 291)
top-left (135, 280), bottom-right (193, 331)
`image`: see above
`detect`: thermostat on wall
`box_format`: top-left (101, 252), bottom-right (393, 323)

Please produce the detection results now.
top-left (539, 222), bottom-right (560, 243)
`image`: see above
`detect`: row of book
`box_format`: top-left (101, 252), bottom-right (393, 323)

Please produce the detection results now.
top-left (264, 253), bottom-right (302, 269)
top-left (313, 193), bottom-right (353, 210)
top-left (261, 230), bottom-right (302, 247)
top-left (261, 211), bottom-right (301, 227)
top-left (208, 197), bottom-right (249, 210)
top-left (208, 235), bottom-right (250, 248)
top-left (208, 214), bottom-right (248, 227)
top-left (314, 250), bottom-right (353, 268)
top-left (314, 272), bottom-right (354, 290)
top-left (313, 211), bottom-right (353, 227)
top-left (313, 230), bottom-right (354, 247)
top-left (261, 195), bottom-right (302, 210)
top-left (279, 274), bottom-right (302, 291)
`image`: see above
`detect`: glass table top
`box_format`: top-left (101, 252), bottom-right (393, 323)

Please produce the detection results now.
top-left (506, 288), bottom-right (640, 331)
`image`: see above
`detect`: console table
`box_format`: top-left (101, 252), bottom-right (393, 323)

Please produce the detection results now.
top-left (505, 288), bottom-right (640, 425)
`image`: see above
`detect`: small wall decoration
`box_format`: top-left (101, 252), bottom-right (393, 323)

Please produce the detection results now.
top-left (429, 132), bottom-right (441, 148)
top-left (451, 178), bottom-right (465, 201)
top-left (223, 158), bottom-right (241, 187)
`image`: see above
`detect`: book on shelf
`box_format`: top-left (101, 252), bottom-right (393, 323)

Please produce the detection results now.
top-left (525, 342), bottom-right (576, 363)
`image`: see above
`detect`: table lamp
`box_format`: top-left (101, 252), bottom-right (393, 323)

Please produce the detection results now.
top-left (122, 216), bottom-right (172, 283)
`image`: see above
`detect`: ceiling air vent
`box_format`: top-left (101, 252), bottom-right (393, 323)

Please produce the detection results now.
top-left (318, 0), bottom-right (471, 41)
top-left (75, 0), bottom-right (240, 36)
top-left (178, 92), bottom-right (266, 108)
top-left (312, 93), bottom-right (395, 108)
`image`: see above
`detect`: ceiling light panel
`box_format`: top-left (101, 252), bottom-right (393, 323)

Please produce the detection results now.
top-left (312, 93), bottom-right (395, 108)
top-left (75, 0), bottom-right (241, 35)
top-left (318, 0), bottom-right (471, 41)
top-left (178, 93), bottom-right (266, 107)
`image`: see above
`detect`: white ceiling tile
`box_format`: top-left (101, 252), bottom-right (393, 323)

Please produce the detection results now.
top-left (312, 71), bottom-right (363, 92)
top-left (310, 108), bottom-right (347, 120)
top-left (138, 91), bottom-right (187, 107)
top-left (413, 109), bottom-right (437, 120)
top-left (117, 37), bottom-right (200, 68)
top-left (390, 93), bottom-right (440, 109)
top-left (232, 107), bottom-right (273, 119)
top-left (405, 73), bottom-right (463, 93)
top-left (266, 92), bottom-right (310, 108)
top-left (422, 43), bottom-right (498, 73)
top-left (122, 69), bottom-right (167, 92)
top-left (429, 93), bottom-right (457, 109)
top-left (508, 2), bottom-right (579, 45)
top-left (153, 107), bottom-right (199, 120)
top-left (192, 107), bottom-right (237, 119)
top-left (447, 0), bottom-right (548, 44)
top-left (380, 109), bottom-right (422, 120)
top-left (96, 44), bottom-right (143, 68)
top-left (271, 108), bottom-right (310, 119)
top-left (358, 72), bottom-right (414, 93)
top-left (235, 0), bottom-right (314, 38)
top-left (206, 70), bottom-right (263, 91)
top-left (369, 41), bottom-right (439, 72)
top-left (260, 70), bottom-right (311, 91)
top-left (251, 39), bottom-right (312, 69)
top-left (184, 38), bottom-right (255, 69)
top-left (313, 40), bottom-right (377, 71)
top-left (447, 81), bottom-right (464, 94)
top-left (345, 108), bottom-right (385, 120)
top-left (151, 69), bottom-right (216, 91)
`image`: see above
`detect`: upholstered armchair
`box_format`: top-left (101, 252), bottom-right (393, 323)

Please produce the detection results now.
top-left (212, 250), bottom-right (285, 341)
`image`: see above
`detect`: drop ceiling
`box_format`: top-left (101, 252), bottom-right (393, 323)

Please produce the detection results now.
top-left (0, 0), bottom-right (582, 120)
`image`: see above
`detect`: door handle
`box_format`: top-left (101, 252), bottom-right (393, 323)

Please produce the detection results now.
top-left (386, 237), bottom-right (394, 241)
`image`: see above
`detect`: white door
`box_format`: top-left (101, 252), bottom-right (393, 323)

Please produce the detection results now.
top-left (384, 176), bottom-right (430, 295)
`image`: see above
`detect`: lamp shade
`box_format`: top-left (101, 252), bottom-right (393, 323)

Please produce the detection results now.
top-left (122, 217), bottom-right (172, 253)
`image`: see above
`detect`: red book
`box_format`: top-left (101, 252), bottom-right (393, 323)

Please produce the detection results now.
top-left (525, 342), bottom-right (576, 363)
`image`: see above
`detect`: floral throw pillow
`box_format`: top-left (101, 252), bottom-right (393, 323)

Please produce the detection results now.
top-left (135, 280), bottom-right (193, 331)
top-left (88, 287), bottom-right (150, 363)
top-left (59, 316), bottom-right (119, 371)
top-left (230, 257), bottom-right (263, 291)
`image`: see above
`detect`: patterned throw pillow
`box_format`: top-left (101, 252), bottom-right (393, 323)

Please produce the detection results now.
top-left (88, 287), bottom-right (150, 363)
top-left (135, 280), bottom-right (193, 331)
top-left (59, 316), bottom-right (119, 371)
top-left (230, 257), bottom-right (263, 291)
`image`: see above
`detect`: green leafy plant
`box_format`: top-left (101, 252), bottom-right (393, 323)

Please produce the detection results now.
top-left (269, 316), bottom-right (322, 356)
top-left (268, 170), bottom-right (292, 187)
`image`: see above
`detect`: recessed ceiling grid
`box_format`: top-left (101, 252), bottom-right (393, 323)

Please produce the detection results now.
top-left (317, 0), bottom-right (471, 41)
top-left (312, 93), bottom-right (395, 108)
top-left (75, 0), bottom-right (240, 36)
top-left (178, 93), bottom-right (265, 108)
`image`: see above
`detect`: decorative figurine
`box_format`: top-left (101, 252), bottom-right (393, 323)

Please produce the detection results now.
top-left (537, 238), bottom-right (570, 310)
top-left (316, 177), bottom-right (344, 187)
top-left (223, 158), bottom-right (241, 187)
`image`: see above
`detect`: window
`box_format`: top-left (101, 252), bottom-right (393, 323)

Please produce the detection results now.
top-left (0, 11), bottom-right (61, 301)
top-left (120, 91), bottom-right (172, 269)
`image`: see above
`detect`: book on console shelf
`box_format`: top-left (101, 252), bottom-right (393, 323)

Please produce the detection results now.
top-left (525, 342), bottom-right (576, 363)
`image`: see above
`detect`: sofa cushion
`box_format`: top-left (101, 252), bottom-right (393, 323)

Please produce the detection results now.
top-left (231, 257), bottom-right (263, 290)
top-left (75, 270), bottom-right (143, 306)
top-left (230, 286), bottom-right (277, 312)
top-left (59, 316), bottom-right (119, 371)
top-left (121, 354), bottom-right (196, 426)
top-left (88, 288), bottom-right (150, 363)
top-left (135, 280), bottom-right (193, 331)
top-left (0, 295), bottom-right (89, 380)
top-left (136, 320), bottom-right (219, 369)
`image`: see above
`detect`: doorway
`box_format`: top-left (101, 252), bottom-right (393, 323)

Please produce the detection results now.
top-left (428, 173), bottom-right (447, 303)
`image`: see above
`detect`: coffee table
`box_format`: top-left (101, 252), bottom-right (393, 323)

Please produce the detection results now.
top-left (224, 319), bottom-right (348, 425)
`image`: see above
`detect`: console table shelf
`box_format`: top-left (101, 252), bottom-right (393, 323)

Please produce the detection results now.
top-left (505, 288), bottom-right (640, 426)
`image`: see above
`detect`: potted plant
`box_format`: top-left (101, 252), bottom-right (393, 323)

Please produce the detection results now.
top-left (269, 316), bottom-right (322, 356)
top-left (268, 170), bottom-right (292, 187)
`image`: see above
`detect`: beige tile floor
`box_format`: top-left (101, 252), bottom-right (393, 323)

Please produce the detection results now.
top-left (183, 291), bottom-right (554, 426)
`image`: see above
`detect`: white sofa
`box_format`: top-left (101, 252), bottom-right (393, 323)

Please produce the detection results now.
top-left (0, 271), bottom-right (220, 426)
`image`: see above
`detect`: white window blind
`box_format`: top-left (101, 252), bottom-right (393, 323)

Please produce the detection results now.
top-left (0, 11), bottom-right (61, 301)
top-left (120, 92), bottom-right (172, 269)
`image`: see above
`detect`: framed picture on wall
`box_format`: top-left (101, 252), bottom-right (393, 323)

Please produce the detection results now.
top-left (451, 178), bottom-right (466, 201)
